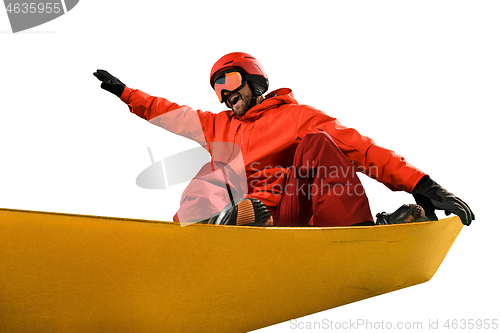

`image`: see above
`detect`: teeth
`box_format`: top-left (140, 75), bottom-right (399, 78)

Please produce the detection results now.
top-left (230, 94), bottom-right (239, 105)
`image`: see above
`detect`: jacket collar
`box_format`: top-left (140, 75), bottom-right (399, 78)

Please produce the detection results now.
top-left (230, 88), bottom-right (297, 122)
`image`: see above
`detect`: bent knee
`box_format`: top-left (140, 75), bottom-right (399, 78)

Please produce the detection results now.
top-left (302, 131), bottom-right (335, 144)
top-left (299, 131), bottom-right (341, 151)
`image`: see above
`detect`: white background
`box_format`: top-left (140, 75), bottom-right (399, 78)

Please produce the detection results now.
top-left (1, 1), bottom-right (498, 332)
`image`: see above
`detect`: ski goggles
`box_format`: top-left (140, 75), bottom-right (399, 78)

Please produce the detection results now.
top-left (213, 70), bottom-right (246, 103)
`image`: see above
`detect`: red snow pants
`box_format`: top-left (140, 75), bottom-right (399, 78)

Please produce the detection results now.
top-left (271, 132), bottom-right (374, 227)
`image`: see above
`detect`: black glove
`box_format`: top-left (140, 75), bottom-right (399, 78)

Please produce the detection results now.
top-left (93, 69), bottom-right (126, 98)
top-left (412, 176), bottom-right (475, 226)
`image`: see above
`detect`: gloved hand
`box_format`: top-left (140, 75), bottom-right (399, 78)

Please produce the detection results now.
top-left (412, 176), bottom-right (475, 226)
top-left (93, 69), bottom-right (126, 98)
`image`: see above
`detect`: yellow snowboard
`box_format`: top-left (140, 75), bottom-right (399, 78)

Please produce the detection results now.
top-left (0, 208), bottom-right (463, 332)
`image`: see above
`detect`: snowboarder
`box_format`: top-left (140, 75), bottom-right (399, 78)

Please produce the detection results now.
top-left (93, 52), bottom-right (474, 227)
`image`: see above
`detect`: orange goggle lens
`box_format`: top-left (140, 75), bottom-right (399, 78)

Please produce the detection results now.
top-left (214, 71), bottom-right (244, 102)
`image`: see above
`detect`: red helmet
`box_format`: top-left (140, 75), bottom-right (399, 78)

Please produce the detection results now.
top-left (210, 52), bottom-right (269, 96)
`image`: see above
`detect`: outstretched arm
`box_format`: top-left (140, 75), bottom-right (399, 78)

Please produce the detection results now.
top-left (296, 106), bottom-right (425, 192)
top-left (93, 69), bottom-right (212, 149)
top-left (296, 106), bottom-right (474, 225)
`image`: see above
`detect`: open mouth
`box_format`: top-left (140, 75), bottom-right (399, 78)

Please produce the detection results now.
top-left (229, 93), bottom-right (240, 107)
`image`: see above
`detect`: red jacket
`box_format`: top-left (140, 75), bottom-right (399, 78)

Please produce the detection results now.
top-left (121, 87), bottom-right (426, 209)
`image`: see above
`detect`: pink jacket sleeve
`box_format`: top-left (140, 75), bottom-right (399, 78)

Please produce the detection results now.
top-left (120, 87), bottom-right (215, 149)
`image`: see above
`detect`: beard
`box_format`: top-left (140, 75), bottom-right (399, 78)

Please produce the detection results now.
top-left (227, 89), bottom-right (254, 116)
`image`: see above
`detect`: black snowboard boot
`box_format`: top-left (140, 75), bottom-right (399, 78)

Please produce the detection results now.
top-left (207, 198), bottom-right (273, 226)
top-left (376, 204), bottom-right (428, 225)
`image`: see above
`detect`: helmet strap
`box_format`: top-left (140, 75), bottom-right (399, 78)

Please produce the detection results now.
top-left (247, 81), bottom-right (263, 110)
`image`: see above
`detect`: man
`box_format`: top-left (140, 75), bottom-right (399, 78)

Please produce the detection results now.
top-left (93, 52), bottom-right (474, 227)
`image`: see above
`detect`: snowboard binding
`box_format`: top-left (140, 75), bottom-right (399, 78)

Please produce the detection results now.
top-left (207, 198), bottom-right (273, 226)
top-left (376, 204), bottom-right (429, 225)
